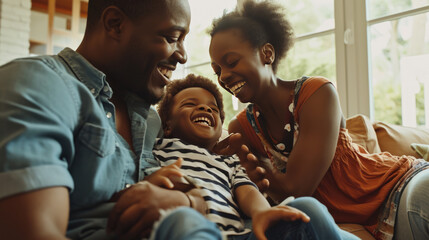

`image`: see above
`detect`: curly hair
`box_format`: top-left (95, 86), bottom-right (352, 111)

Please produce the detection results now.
top-left (157, 74), bottom-right (225, 132)
top-left (210, 0), bottom-right (294, 73)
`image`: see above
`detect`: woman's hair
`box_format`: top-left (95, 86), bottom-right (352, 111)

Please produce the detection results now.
top-left (210, 0), bottom-right (294, 73)
top-left (157, 74), bottom-right (225, 131)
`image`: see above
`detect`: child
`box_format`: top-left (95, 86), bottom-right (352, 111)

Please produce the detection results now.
top-left (146, 74), bottom-right (356, 240)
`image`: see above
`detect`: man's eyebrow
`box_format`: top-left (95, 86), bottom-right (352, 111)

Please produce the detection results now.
top-left (164, 26), bottom-right (188, 33)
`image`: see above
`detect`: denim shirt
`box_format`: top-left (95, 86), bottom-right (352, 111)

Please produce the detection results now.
top-left (0, 48), bottom-right (161, 237)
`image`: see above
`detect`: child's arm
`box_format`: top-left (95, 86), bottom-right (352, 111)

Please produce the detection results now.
top-left (235, 185), bottom-right (310, 240)
top-left (235, 184), bottom-right (271, 217)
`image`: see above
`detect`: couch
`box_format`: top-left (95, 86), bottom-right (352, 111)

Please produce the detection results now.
top-left (338, 114), bottom-right (429, 239)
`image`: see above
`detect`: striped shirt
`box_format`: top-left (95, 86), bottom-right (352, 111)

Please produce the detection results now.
top-left (152, 138), bottom-right (256, 237)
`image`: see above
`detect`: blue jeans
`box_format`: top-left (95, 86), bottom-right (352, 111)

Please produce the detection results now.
top-left (229, 197), bottom-right (359, 240)
top-left (395, 169), bottom-right (429, 240)
top-left (153, 207), bottom-right (222, 240)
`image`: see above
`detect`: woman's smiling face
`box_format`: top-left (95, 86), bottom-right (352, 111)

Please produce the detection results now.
top-left (166, 87), bottom-right (223, 150)
top-left (209, 28), bottom-right (270, 103)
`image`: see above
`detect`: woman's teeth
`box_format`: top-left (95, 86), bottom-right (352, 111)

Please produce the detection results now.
top-left (229, 81), bottom-right (245, 95)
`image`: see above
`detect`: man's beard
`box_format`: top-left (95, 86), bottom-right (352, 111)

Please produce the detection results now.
top-left (139, 90), bottom-right (164, 105)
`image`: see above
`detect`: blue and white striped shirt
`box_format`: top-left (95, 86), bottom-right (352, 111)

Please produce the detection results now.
top-left (152, 138), bottom-right (257, 237)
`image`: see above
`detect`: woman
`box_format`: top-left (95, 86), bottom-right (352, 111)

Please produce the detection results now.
top-left (208, 0), bottom-right (429, 239)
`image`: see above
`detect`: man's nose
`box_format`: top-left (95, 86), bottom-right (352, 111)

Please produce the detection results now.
top-left (173, 42), bottom-right (187, 64)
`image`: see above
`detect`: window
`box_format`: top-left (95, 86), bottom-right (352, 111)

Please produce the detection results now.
top-left (30, 0), bottom-right (87, 55)
top-left (367, 1), bottom-right (429, 126)
top-left (26, 0), bottom-right (429, 128)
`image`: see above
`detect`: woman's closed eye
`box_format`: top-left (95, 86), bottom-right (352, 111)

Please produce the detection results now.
top-left (226, 59), bottom-right (239, 67)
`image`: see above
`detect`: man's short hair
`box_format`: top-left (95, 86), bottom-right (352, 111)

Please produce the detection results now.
top-left (86, 0), bottom-right (161, 31)
top-left (157, 74), bottom-right (225, 132)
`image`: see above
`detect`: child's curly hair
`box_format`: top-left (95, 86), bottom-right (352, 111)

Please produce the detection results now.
top-left (157, 74), bottom-right (225, 131)
top-left (210, 0), bottom-right (294, 73)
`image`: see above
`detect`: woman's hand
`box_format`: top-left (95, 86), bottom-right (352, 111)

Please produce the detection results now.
top-left (252, 205), bottom-right (310, 240)
top-left (144, 158), bottom-right (184, 189)
top-left (237, 145), bottom-right (270, 192)
top-left (212, 133), bottom-right (243, 155)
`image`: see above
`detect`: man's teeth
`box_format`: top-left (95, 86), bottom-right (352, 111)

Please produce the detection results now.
top-left (158, 67), bottom-right (172, 79)
top-left (193, 117), bottom-right (212, 126)
top-left (229, 81), bottom-right (245, 94)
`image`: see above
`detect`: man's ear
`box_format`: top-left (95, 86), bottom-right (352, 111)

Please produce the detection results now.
top-left (101, 6), bottom-right (126, 41)
top-left (260, 43), bottom-right (275, 65)
top-left (164, 122), bottom-right (172, 137)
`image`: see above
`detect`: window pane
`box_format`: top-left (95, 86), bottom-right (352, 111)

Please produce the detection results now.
top-left (369, 13), bottom-right (429, 127)
top-left (278, 34), bottom-right (336, 85)
top-left (54, 0), bottom-right (72, 31)
top-left (185, 0), bottom-right (236, 68)
top-left (367, 0), bottom-right (429, 20)
top-left (275, 0), bottom-right (334, 36)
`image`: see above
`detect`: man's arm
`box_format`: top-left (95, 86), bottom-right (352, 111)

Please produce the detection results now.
top-left (0, 187), bottom-right (70, 240)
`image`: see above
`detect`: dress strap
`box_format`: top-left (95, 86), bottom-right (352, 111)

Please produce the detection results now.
top-left (244, 76), bottom-right (309, 173)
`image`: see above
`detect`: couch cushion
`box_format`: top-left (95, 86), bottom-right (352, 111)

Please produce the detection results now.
top-left (411, 143), bottom-right (429, 161)
top-left (373, 122), bottom-right (429, 158)
top-left (346, 114), bottom-right (381, 153)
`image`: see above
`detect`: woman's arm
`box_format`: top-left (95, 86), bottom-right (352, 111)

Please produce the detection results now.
top-left (0, 187), bottom-right (70, 240)
top-left (268, 83), bottom-right (342, 200)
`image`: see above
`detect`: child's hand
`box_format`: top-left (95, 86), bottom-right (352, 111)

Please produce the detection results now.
top-left (144, 158), bottom-right (184, 189)
top-left (252, 205), bottom-right (310, 240)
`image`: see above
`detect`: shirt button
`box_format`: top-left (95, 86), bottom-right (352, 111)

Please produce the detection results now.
top-left (90, 88), bottom-right (96, 94)
top-left (103, 86), bottom-right (109, 92)
top-left (106, 112), bottom-right (112, 118)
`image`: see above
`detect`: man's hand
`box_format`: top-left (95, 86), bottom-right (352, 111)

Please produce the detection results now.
top-left (107, 181), bottom-right (188, 240)
top-left (252, 205), bottom-right (310, 240)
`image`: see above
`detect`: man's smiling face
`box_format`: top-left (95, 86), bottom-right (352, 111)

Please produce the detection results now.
top-left (115, 0), bottom-right (191, 104)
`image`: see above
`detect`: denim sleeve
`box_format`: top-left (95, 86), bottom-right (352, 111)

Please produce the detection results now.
top-left (0, 59), bottom-right (77, 199)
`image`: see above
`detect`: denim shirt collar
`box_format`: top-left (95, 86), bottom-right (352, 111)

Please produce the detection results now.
top-left (58, 48), bottom-right (112, 99)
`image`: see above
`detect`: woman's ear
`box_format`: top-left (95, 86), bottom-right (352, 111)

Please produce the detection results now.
top-left (101, 6), bottom-right (126, 41)
top-left (260, 43), bottom-right (275, 65)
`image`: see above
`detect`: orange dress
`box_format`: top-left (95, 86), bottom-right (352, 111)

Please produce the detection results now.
top-left (236, 76), bottom-right (421, 235)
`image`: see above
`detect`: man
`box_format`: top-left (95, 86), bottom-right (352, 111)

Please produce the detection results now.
top-left (0, 0), bottom-right (221, 239)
